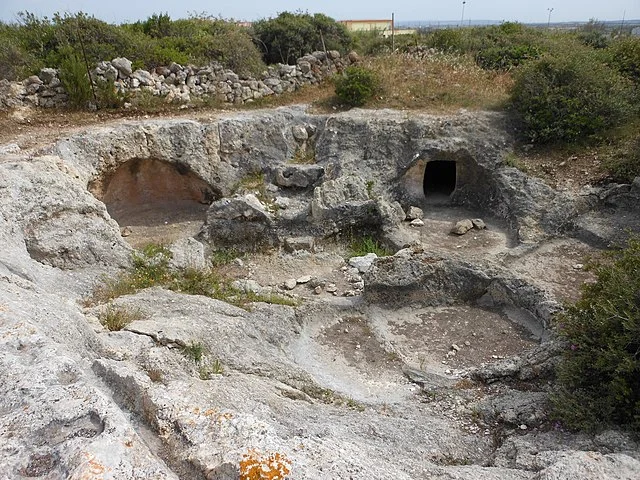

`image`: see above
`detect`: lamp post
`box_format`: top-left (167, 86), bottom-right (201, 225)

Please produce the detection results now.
top-left (461, 1), bottom-right (467, 27)
top-left (547, 7), bottom-right (554, 28)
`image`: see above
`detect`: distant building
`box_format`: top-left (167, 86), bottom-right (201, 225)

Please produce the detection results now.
top-left (236, 21), bottom-right (252, 28)
top-left (340, 19), bottom-right (394, 35)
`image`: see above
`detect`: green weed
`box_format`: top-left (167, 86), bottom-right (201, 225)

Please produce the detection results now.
top-left (98, 304), bottom-right (144, 331)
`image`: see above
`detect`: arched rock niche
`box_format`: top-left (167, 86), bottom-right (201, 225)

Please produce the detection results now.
top-left (89, 158), bottom-right (215, 229)
top-left (399, 151), bottom-right (487, 207)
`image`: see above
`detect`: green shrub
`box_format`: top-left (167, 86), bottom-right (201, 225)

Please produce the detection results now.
top-left (181, 341), bottom-right (206, 363)
top-left (349, 235), bottom-right (391, 257)
top-left (58, 49), bottom-right (93, 108)
top-left (475, 44), bottom-right (540, 71)
top-left (334, 66), bottom-right (379, 107)
top-left (511, 50), bottom-right (634, 143)
top-left (576, 19), bottom-right (610, 49)
top-left (95, 78), bottom-right (128, 109)
top-left (603, 133), bottom-right (640, 183)
top-left (252, 11), bottom-right (351, 65)
top-left (609, 37), bottom-right (640, 84)
top-left (424, 28), bottom-right (465, 52)
top-left (552, 236), bottom-right (640, 432)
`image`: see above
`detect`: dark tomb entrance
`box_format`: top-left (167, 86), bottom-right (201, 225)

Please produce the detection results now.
top-left (423, 160), bottom-right (457, 199)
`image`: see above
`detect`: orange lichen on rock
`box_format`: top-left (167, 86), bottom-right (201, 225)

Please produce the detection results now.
top-left (239, 449), bottom-right (291, 480)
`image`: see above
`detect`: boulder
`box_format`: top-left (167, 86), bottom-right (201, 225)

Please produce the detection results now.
top-left (131, 69), bottom-right (155, 87)
top-left (275, 165), bottom-right (324, 188)
top-left (363, 246), bottom-right (492, 305)
top-left (200, 194), bottom-right (277, 251)
top-left (38, 68), bottom-right (57, 84)
top-left (348, 252), bottom-right (378, 273)
top-left (168, 238), bottom-right (206, 270)
top-left (311, 176), bottom-right (382, 231)
top-left (406, 206), bottom-right (424, 221)
top-left (111, 57), bottom-right (133, 78)
top-left (451, 219), bottom-right (474, 235)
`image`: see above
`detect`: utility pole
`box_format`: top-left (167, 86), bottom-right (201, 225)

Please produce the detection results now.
top-left (461, 1), bottom-right (466, 28)
top-left (392, 12), bottom-right (395, 51)
top-left (547, 7), bottom-right (554, 28)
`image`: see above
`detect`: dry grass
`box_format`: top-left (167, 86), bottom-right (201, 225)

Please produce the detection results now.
top-left (362, 52), bottom-right (513, 112)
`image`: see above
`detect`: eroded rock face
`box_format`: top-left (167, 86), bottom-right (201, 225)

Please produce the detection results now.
top-left (1, 107), bottom-right (639, 479)
top-left (200, 194), bottom-right (278, 250)
top-left (0, 156), bottom-right (130, 269)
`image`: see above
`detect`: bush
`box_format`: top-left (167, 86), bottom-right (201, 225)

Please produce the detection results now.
top-left (252, 12), bottom-right (351, 65)
top-left (552, 236), bottom-right (640, 432)
top-left (511, 50), bottom-right (634, 143)
top-left (603, 133), bottom-right (640, 183)
top-left (58, 49), bottom-right (93, 108)
top-left (475, 44), bottom-right (540, 71)
top-left (576, 19), bottom-right (610, 49)
top-left (334, 66), bottom-right (379, 107)
top-left (609, 37), bottom-right (640, 84)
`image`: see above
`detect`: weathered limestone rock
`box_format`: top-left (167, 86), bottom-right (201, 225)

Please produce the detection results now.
top-left (275, 164), bottom-right (324, 188)
top-left (284, 236), bottom-right (315, 253)
top-left (451, 219), bottom-right (474, 235)
top-left (200, 194), bottom-right (277, 250)
top-left (348, 253), bottom-right (378, 273)
top-left (311, 175), bottom-right (381, 231)
top-left (364, 246), bottom-right (493, 305)
top-left (0, 157), bottom-right (130, 269)
top-left (406, 206), bottom-right (424, 220)
top-left (111, 57), bottom-right (133, 78)
top-left (533, 452), bottom-right (640, 480)
top-left (168, 238), bottom-right (206, 270)
top-left (38, 67), bottom-right (58, 83)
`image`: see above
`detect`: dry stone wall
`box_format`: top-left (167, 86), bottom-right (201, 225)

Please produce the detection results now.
top-left (0, 50), bottom-right (357, 109)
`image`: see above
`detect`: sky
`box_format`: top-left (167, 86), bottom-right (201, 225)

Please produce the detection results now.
top-left (1, 0), bottom-right (639, 25)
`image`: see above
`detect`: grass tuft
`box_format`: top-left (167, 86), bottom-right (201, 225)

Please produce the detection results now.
top-left (349, 235), bottom-right (392, 258)
top-left (98, 304), bottom-right (144, 331)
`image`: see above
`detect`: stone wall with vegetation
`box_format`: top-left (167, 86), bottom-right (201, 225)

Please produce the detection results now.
top-left (0, 50), bottom-right (357, 109)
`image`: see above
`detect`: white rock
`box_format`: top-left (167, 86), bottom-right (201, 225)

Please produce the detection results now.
top-left (284, 279), bottom-right (297, 290)
top-left (410, 219), bottom-right (425, 227)
top-left (296, 275), bottom-right (312, 284)
top-left (348, 253), bottom-right (378, 273)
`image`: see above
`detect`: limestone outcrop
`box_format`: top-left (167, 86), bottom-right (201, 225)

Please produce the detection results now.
top-left (1, 107), bottom-right (639, 479)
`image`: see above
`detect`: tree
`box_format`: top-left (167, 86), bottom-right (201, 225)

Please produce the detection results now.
top-left (252, 12), bottom-right (351, 65)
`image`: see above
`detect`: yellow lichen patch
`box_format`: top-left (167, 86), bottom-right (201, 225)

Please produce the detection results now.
top-left (239, 449), bottom-right (291, 480)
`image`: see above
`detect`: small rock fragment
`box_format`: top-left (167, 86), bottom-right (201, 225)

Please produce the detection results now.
top-left (451, 219), bottom-right (474, 235)
top-left (406, 206), bottom-right (424, 221)
top-left (296, 275), bottom-right (312, 284)
top-left (410, 219), bottom-right (425, 227)
top-left (284, 279), bottom-right (297, 290)
top-left (472, 218), bottom-right (486, 230)
top-left (120, 226), bottom-right (132, 237)
top-left (314, 285), bottom-right (322, 294)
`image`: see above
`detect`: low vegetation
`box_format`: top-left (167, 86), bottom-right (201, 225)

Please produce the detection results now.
top-left (88, 243), bottom-right (297, 309)
top-left (334, 66), bottom-right (380, 107)
top-left (349, 235), bottom-right (392, 258)
top-left (98, 304), bottom-right (144, 331)
top-left (552, 236), bottom-right (640, 433)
